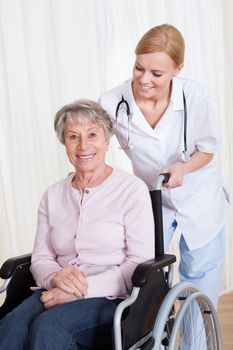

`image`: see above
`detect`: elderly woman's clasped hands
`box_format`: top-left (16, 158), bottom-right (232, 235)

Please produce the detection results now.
top-left (41, 265), bottom-right (88, 308)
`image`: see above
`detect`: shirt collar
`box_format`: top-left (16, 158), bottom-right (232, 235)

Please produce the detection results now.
top-left (170, 77), bottom-right (184, 111)
top-left (127, 77), bottom-right (184, 112)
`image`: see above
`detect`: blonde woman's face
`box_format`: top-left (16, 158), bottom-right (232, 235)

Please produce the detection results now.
top-left (132, 51), bottom-right (183, 100)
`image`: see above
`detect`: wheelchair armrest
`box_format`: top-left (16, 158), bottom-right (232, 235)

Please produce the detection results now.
top-left (0, 253), bottom-right (32, 279)
top-left (132, 254), bottom-right (176, 287)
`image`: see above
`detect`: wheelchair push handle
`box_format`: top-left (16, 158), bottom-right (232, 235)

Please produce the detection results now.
top-left (150, 173), bottom-right (170, 258)
top-left (155, 173), bottom-right (170, 190)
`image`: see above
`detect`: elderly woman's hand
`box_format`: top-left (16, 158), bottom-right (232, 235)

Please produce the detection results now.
top-left (51, 265), bottom-right (88, 298)
top-left (40, 287), bottom-right (81, 309)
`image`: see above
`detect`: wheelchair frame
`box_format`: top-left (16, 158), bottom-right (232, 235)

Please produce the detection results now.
top-left (0, 175), bottom-right (222, 349)
top-left (112, 175), bottom-right (222, 349)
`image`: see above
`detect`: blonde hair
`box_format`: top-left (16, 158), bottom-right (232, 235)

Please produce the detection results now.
top-left (135, 24), bottom-right (185, 67)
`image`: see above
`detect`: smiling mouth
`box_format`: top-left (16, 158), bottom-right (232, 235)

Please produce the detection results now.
top-left (139, 83), bottom-right (153, 91)
top-left (77, 154), bottom-right (95, 160)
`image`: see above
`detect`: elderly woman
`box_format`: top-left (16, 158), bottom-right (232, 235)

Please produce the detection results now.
top-left (0, 99), bottom-right (154, 350)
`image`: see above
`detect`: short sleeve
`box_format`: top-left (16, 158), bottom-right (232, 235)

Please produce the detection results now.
top-left (194, 93), bottom-right (221, 153)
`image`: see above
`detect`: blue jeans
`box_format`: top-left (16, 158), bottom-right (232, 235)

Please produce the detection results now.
top-left (0, 290), bottom-right (121, 349)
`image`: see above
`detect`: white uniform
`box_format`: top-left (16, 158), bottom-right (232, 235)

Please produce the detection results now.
top-left (99, 77), bottom-right (229, 251)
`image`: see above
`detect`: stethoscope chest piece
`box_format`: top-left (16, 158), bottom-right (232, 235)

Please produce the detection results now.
top-left (180, 150), bottom-right (190, 163)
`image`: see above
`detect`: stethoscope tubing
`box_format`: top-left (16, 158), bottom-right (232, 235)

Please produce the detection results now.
top-left (182, 90), bottom-right (188, 154)
top-left (115, 91), bottom-right (188, 160)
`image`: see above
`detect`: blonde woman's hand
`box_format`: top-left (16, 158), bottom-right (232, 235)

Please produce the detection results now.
top-left (162, 151), bottom-right (214, 189)
top-left (51, 265), bottom-right (88, 298)
top-left (162, 162), bottom-right (187, 189)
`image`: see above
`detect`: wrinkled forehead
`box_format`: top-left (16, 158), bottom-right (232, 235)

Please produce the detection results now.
top-left (66, 110), bottom-right (94, 124)
top-left (65, 111), bottom-right (102, 131)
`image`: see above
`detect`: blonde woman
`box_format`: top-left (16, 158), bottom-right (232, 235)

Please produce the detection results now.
top-left (99, 24), bottom-right (229, 309)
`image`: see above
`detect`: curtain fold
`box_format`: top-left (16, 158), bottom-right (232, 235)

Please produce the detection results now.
top-left (0, 0), bottom-right (232, 291)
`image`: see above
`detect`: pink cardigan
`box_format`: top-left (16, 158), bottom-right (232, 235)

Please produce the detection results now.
top-left (31, 168), bottom-right (154, 298)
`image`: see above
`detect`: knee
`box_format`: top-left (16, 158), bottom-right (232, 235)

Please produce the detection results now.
top-left (28, 313), bottom-right (44, 340)
top-left (0, 312), bottom-right (29, 348)
top-left (0, 305), bottom-right (30, 330)
top-left (179, 263), bottom-right (205, 280)
top-left (31, 312), bottom-right (63, 346)
top-left (29, 311), bottom-right (75, 349)
top-left (30, 311), bottom-right (58, 334)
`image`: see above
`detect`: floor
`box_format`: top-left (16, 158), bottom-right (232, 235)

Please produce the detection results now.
top-left (217, 291), bottom-right (233, 350)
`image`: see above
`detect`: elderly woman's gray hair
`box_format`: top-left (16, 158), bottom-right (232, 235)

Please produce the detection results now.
top-left (54, 99), bottom-right (113, 144)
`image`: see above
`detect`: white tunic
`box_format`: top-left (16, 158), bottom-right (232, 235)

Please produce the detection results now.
top-left (99, 77), bottom-right (230, 250)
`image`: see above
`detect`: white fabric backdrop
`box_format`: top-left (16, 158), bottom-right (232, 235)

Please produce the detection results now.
top-left (0, 0), bottom-right (232, 291)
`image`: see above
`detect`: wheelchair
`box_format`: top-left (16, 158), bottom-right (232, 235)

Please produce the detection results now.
top-left (0, 174), bottom-right (222, 349)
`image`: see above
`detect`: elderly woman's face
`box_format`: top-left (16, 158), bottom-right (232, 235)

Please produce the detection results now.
top-left (64, 119), bottom-right (109, 174)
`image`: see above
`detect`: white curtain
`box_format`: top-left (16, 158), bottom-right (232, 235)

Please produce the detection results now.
top-left (0, 0), bottom-right (232, 291)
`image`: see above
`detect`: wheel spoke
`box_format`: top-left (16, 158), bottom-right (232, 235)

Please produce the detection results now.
top-left (151, 282), bottom-right (222, 350)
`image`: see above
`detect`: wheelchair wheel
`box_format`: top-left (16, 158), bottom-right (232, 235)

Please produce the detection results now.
top-left (152, 281), bottom-right (222, 350)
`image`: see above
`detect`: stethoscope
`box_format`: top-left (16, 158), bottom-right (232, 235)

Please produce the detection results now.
top-left (115, 95), bottom-right (134, 150)
top-left (115, 91), bottom-right (190, 162)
